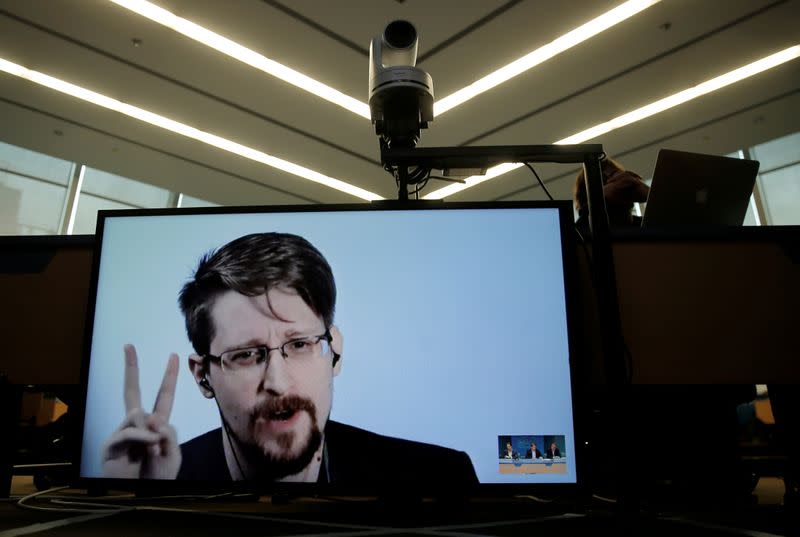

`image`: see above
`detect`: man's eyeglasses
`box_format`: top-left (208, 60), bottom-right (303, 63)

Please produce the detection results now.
top-left (204, 330), bottom-right (339, 373)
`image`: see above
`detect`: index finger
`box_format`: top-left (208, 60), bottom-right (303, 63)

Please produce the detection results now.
top-left (123, 344), bottom-right (143, 413)
top-left (152, 353), bottom-right (179, 420)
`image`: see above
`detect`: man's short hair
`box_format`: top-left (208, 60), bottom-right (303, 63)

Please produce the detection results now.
top-left (178, 232), bottom-right (336, 356)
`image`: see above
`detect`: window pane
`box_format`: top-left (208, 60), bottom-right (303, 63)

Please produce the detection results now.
top-left (178, 194), bottom-right (218, 208)
top-left (73, 167), bottom-right (175, 234)
top-left (758, 165), bottom-right (800, 225)
top-left (0, 141), bottom-right (72, 186)
top-left (72, 193), bottom-right (136, 235)
top-left (743, 195), bottom-right (758, 226)
top-left (82, 167), bottom-right (172, 208)
top-left (750, 132), bottom-right (800, 171)
top-left (0, 170), bottom-right (66, 235)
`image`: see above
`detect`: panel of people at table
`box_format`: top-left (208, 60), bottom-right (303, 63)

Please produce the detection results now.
top-left (501, 441), bottom-right (562, 460)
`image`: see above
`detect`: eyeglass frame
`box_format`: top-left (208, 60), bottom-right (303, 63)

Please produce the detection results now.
top-left (202, 328), bottom-right (340, 373)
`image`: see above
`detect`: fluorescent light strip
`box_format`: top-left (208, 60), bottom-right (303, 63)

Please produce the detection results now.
top-left (0, 57), bottom-right (383, 201)
top-left (108, 0), bottom-right (371, 119)
top-left (424, 45), bottom-right (800, 199)
top-left (109, 0), bottom-right (658, 119)
top-left (556, 45), bottom-right (800, 145)
top-left (434, 0), bottom-right (661, 117)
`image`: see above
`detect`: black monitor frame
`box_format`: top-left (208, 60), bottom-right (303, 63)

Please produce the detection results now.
top-left (72, 200), bottom-right (588, 499)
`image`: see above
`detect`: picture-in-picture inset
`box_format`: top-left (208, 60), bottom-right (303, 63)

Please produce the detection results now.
top-left (497, 434), bottom-right (567, 474)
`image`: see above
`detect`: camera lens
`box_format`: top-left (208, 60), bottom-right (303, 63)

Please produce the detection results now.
top-left (384, 20), bottom-right (416, 49)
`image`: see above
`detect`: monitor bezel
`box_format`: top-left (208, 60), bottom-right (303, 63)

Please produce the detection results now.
top-left (72, 200), bottom-right (588, 498)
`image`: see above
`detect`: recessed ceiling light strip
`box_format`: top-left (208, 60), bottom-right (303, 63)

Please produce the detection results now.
top-left (108, 0), bottom-right (658, 118)
top-left (433, 0), bottom-right (662, 117)
top-left (0, 57), bottom-right (384, 201)
top-left (555, 45), bottom-right (800, 144)
top-left (108, 0), bottom-right (372, 119)
top-left (424, 44), bottom-right (800, 199)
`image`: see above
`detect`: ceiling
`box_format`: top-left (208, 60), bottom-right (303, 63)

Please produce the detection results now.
top-left (0, 0), bottom-right (798, 206)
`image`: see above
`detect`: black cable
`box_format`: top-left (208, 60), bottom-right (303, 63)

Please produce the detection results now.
top-left (211, 395), bottom-right (249, 481)
top-left (408, 174), bottom-right (431, 197)
top-left (409, 182), bottom-right (426, 198)
top-left (222, 422), bottom-right (249, 481)
top-left (383, 163), bottom-right (466, 199)
top-left (409, 166), bottom-right (429, 183)
top-left (574, 226), bottom-right (593, 269)
top-left (523, 162), bottom-right (554, 200)
top-left (386, 165), bottom-right (432, 199)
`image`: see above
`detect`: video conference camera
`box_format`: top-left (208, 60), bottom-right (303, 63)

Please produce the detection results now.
top-left (369, 20), bottom-right (434, 149)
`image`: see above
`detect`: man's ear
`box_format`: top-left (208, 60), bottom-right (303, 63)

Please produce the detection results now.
top-left (330, 325), bottom-right (343, 376)
top-left (189, 354), bottom-right (215, 398)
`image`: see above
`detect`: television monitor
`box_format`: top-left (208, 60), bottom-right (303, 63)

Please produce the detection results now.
top-left (75, 201), bottom-right (583, 495)
top-left (0, 235), bottom-right (93, 385)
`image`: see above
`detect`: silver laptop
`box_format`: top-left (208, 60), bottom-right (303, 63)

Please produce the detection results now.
top-left (641, 149), bottom-right (760, 228)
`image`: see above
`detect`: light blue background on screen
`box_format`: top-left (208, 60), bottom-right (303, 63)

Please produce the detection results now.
top-left (81, 207), bottom-right (577, 484)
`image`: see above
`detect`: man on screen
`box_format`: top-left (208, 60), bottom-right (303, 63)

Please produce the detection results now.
top-left (101, 233), bottom-right (477, 485)
top-left (502, 442), bottom-right (518, 460)
top-left (545, 442), bottom-right (562, 459)
top-left (525, 442), bottom-right (542, 459)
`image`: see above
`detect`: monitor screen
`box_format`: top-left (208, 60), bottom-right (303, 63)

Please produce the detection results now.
top-left (77, 202), bottom-right (581, 492)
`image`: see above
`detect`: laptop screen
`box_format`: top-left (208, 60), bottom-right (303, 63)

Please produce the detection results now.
top-left (77, 202), bottom-right (581, 492)
top-left (642, 149), bottom-right (759, 228)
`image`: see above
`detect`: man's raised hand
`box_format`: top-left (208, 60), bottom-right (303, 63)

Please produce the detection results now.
top-left (101, 344), bottom-right (182, 479)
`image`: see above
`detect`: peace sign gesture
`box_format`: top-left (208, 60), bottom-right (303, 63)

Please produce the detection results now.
top-left (101, 344), bottom-right (182, 479)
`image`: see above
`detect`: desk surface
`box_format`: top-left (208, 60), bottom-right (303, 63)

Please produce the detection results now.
top-left (498, 458), bottom-right (568, 474)
top-left (1, 485), bottom-right (793, 537)
top-left (499, 458), bottom-right (567, 463)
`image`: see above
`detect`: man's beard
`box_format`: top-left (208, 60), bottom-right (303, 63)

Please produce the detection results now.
top-left (226, 394), bottom-right (323, 481)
